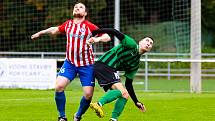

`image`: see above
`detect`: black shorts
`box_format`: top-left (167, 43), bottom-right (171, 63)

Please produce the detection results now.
top-left (94, 61), bottom-right (121, 91)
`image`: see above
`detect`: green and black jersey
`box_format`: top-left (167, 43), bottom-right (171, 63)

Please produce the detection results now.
top-left (92, 29), bottom-right (141, 79)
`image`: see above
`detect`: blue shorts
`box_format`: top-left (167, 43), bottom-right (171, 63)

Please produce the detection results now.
top-left (58, 59), bottom-right (95, 87)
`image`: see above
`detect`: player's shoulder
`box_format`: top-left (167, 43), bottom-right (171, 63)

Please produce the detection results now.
top-left (122, 34), bottom-right (137, 47)
top-left (84, 20), bottom-right (93, 25)
top-left (59, 19), bottom-right (73, 25)
top-left (84, 20), bottom-right (98, 27)
top-left (124, 35), bottom-right (135, 41)
top-left (65, 19), bottom-right (73, 23)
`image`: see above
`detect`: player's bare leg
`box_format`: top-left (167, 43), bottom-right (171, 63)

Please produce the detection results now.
top-left (74, 86), bottom-right (94, 120)
top-left (55, 76), bottom-right (70, 121)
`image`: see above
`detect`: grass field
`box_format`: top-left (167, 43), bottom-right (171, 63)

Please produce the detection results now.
top-left (129, 77), bottom-right (215, 92)
top-left (0, 78), bottom-right (215, 121)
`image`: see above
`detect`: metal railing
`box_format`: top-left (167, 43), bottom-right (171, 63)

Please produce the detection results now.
top-left (1, 52), bottom-right (215, 78)
top-left (1, 52), bottom-right (215, 91)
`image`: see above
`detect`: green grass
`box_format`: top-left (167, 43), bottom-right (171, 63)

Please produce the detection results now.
top-left (0, 78), bottom-right (215, 121)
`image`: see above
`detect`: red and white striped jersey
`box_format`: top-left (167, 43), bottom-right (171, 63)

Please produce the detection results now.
top-left (58, 20), bottom-right (98, 67)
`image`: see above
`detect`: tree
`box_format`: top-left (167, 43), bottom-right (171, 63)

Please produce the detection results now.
top-left (202, 0), bottom-right (215, 48)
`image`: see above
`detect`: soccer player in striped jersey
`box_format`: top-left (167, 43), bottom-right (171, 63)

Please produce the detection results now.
top-left (88, 28), bottom-right (153, 121)
top-left (31, 2), bottom-right (110, 121)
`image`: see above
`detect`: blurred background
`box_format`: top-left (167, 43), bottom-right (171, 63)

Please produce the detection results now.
top-left (0, 0), bottom-right (193, 52)
top-left (0, 0), bottom-right (215, 92)
top-left (1, 1), bottom-right (215, 121)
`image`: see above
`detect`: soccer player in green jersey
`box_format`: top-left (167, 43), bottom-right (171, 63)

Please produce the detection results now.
top-left (87, 28), bottom-right (153, 121)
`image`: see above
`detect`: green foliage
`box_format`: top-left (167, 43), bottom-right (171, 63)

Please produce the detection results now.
top-left (202, 0), bottom-right (215, 31)
top-left (1, 1), bottom-right (215, 52)
top-left (1, 1), bottom-right (70, 51)
top-left (125, 21), bottom-right (190, 53)
top-left (202, 0), bottom-right (215, 48)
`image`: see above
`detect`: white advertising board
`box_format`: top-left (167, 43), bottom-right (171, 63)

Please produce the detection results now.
top-left (0, 58), bottom-right (57, 89)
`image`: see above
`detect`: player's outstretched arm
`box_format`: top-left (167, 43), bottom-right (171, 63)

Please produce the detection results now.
top-left (88, 33), bottom-right (111, 44)
top-left (125, 77), bottom-right (146, 112)
top-left (31, 27), bottom-right (60, 40)
top-left (88, 28), bottom-right (125, 44)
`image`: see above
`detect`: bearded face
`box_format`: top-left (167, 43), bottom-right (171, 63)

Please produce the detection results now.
top-left (73, 3), bottom-right (87, 18)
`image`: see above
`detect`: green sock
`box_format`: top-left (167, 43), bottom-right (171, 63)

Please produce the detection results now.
top-left (98, 90), bottom-right (122, 106)
top-left (111, 97), bottom-right (128, 119)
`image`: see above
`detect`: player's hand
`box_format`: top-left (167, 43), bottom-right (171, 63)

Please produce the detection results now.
top-left (31, 33), bottom-right (40, 40)
top-left (87, 37), bottom-right (100, 45)
top-left (135, 102), bottom-right (146, 112)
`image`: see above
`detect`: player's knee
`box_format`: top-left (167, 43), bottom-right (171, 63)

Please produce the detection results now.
top-left (83, 89), bottom-right (93, 100)
top-left (83, 86), bottom-right (94, 100)
top-left (55, 83), bottom-right (65, 92)
top-left (122, 91), bottom-right (130, 99)
top-left (55, 77), bottom-right (69, 91)
top-left (84, 92), bottom-right (93, 100)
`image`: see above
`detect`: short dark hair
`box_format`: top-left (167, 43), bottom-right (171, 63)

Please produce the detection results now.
top-left (73, 2), bottom-right (89, 13)
top-left (73, 2), bottom-right (89, 19)
top-left (144, 36), bottom-right (154, 41)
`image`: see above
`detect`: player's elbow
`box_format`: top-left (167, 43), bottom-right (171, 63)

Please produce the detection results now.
top-left (49, 27), bottom-right (60, 35)
top-left (102, 34), bottom-right (111, 42)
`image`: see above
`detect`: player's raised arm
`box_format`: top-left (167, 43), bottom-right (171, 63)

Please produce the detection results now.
top-left (87, 33), bottom-right (111, 44)
top-left (125, 77), bottom-right (146, 112)
top-left (88, 28), bottom-right (124, 44)
top-left (31, 27), bottom-right (61, 40)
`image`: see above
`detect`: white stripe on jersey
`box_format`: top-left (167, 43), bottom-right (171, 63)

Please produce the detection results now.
top-left (66, 21), bottom-right (72, 59)
top-left (73, 23), bottom-right (81, 66)
top-left (79, 24), bottom-right (85, 66)
top-left (87, 27), bottom-right (94, 64)
top-left (65, 21), bottom-right (69, 40)
top-left (84, 27), bottom-right (90, 65)
top-left (69, 22), bottom-right (75, 64)
top-left (64, 20), bottom-right (95, 67)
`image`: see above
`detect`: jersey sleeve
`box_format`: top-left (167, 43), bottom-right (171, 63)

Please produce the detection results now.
top-left (86, 21), bottom-right (108, 37)
top-left (87, 21), bottom-right (99, 32)
top-left (121, 35), bottom-right (137, 48)
top-left (124, 69), bottom-right (138, 79)
top-left (58, 20), bottom-right (69, 33)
